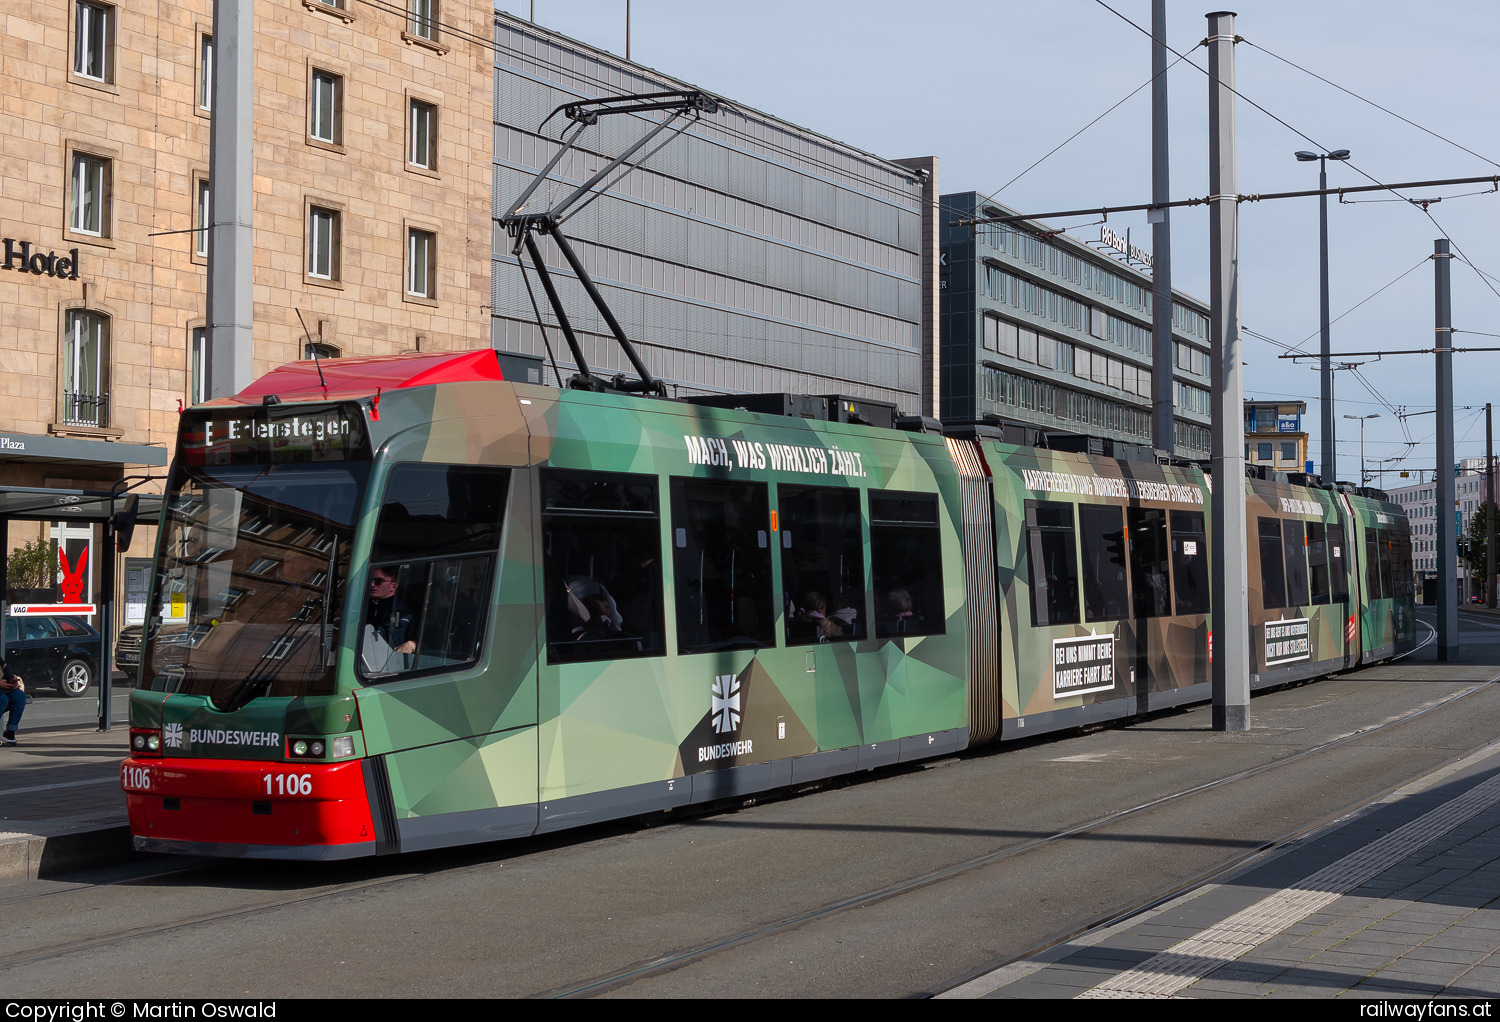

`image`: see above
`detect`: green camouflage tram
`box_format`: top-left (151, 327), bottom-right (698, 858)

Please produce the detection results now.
top-left (121, 350), bottom-right (1416, 859)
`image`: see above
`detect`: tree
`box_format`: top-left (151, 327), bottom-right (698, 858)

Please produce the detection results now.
top-left (6, 537), bottom-right (58, 592)
top-left (1466, 502), bottom-right (1499, 599)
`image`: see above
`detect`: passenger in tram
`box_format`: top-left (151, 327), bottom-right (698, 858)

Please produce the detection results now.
top-left (879, 588), bottom-right (915, 634)
top-left (795, 590), bottom-right (859, 641)
top-left (573, 594), bottom-right (624, 642)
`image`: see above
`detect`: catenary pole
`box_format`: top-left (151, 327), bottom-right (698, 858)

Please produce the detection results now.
top-left (1488, 403), bottom-right (1494, 608)
top-left (206, 0), bottom-right (254, 398)
top-left (1436, 238), bottom-right (1457, 659)
top-left (1318, 156), bottom-right (1335, 481)
top-left (1207, 12), bottom-right (1248, 731)
top-left (1151, 0), bottom-right (1174, 454)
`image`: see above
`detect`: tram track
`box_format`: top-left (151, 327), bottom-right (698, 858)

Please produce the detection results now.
top-left (3, 625), bottom-right (1482, 997)
top-left (540, 646), bottom-right (1499, 998)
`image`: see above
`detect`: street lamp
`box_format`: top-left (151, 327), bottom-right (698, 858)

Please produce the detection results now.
top-left (1297, 148), bottom-right (1351, 482)
top-left (1344, 412), bottom-right (1379, 484)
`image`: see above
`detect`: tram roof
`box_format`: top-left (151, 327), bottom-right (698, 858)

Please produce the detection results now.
top-left (219, 350), bottom-right (506, 406)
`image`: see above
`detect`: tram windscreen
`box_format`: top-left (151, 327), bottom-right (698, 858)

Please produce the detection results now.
top-left (143, 405), bottom-right (370, 705)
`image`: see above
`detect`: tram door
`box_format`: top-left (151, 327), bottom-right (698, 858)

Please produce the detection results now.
top-left (354, 445), bottom-right (542, 847)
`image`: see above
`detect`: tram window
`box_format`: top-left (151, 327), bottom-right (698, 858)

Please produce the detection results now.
top-left (542, 470), bottom-right (664, 664)
top-left (1378, 528), bottom-right (1396, 599)
top-left (1328, 524), bottom-right (1349, 603)
top-left (1079, 505), bottom-right (1129, 622)
top-left (1392, 525), bottom-right (1404, 597)
top-left (1307, 522), bottom-right (1332, 605)
top-left (360, 464), bottom-right (510, 681)
top-left (780, 486), bottom-right (866, 646)
top-left (671, 478), bottom-right (774, 653)
top-left (870, 491), bottom-right (945, 637)
top-left (1365, 530), bottom-right (1383, 599)
top-left (1026, 501), bottom-right (1080, 627)
top-left (1259, 518), bottom-right (1288, 610)
top-left (1283, 518), bottom-right (1310, 608)
top-left (1170, 510), bottom-right (1210, 615)
top-left (1127, 507), bottom-right (1170, 619)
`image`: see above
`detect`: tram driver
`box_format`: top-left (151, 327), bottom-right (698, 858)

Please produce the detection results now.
top-left (362, 565), bottom-right (417, 674)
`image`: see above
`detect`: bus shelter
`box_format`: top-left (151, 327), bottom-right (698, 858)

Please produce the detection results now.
top-left (0, 485), bottom-right (164, 731)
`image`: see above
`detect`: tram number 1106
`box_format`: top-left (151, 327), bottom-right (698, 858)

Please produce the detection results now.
top-left (263, 772), bottom-right (313, 796)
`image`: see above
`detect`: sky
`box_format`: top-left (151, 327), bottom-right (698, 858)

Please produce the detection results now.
top-left (495, 1), bottom-right (1500, 484)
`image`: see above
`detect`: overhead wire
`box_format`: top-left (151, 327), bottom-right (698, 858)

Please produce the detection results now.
top-left (974, 46), bottom-right (1199, 205)
top-left (1240, 38), bottom-right (1500, 173)
top-left (1094, 0), bottom-right (1500, 307)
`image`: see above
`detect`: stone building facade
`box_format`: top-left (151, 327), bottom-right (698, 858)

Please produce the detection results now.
top-left (0, 0), bottom-right (493, 630)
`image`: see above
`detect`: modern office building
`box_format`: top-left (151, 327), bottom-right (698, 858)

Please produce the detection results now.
top-left (938, 193), bottom-right (1212, 453)
top-left (1389, 469), bottom-right (1495, 589)
top-left (489, 12), bottom-right (941, 415)
top-left (1245, 400), bottom-right (1309, 475)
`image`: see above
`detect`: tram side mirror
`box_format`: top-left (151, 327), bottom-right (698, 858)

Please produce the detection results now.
top-left (115, 495), bottom-right (140, 552)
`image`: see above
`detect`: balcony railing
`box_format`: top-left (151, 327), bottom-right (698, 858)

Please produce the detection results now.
top-left (62, 390), bottom-right (109, 428)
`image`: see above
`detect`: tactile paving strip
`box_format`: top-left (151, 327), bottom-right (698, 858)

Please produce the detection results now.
top-left (1078, 770), bottom-right (1500, 998)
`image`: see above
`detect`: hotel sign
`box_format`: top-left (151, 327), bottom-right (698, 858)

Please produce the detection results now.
top-left (2, 238), bottom-right (80, 280)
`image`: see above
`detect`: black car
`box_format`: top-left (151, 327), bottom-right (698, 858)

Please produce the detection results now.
top-left (116, 624), bottom-right (143, 673)
top-left (2, 615), bottom-right (100, 698)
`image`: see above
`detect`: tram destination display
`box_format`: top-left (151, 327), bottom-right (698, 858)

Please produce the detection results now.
top-left (181, 404), bottom-right (370, 466)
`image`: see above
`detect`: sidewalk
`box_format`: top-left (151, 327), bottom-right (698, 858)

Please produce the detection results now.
top-left (0, 723), bottom-right (133, 881)
top-left (944, 738), bottom-right (1500, 999)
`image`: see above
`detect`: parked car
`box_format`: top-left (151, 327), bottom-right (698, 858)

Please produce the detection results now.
top-left (1, 615), bottom-right (100, 697)
top-left (116, 624), bottom-right (143, 674)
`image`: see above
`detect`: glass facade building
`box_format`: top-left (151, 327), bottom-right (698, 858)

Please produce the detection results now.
top-left (940, 193), bottom-right (1212, 453)
top-left (491, 14), bottom-right (936, 410)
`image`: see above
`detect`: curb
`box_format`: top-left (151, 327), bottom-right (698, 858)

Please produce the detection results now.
top-left (0, 824), bottom-right (136, 883)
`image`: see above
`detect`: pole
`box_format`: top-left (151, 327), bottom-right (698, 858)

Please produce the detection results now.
top-left (1436, 238), bottom-right (1457, 659)
top-left (1319, 157), bottom-right (1335, 481)
top-left (1207, 12), bottom-right (1248, 731)
top-left (1150, 0), bottom-right (1175, 454)
top-left (1361, 417), bottom-right (1368, 484)
top-left (1488, 403), bottom-right (1495, 608)
top-left (206, 0), bottom-right (254, 398)
top-left (99, 516), bottom-right (114, 732)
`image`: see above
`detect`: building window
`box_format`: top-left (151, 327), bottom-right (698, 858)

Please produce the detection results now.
top-left (308, 206), bottom-right (340, 281)
top-left (198, 34), bottom-right (213, 111)
top-left (63, 310), bottom-right (108, 427)
top-left (69, 153), bottom-right (110, 238)
top-left (195, 178), bottom-right (210, 258)
top-left (1280, 442), bottom-right (1297, 462)
top-left (407, 228), bottom-right (434, 299)
top-left (1257, 442), bottom-right (1273, 462)
top-left (409, 0), bottom-right (436, 40)
top-left (73, 1), bottom-right (113, 82)
top-left (309, 70), bottom-right (342, 145)
top-left (408, 99), bottom-right (436, 170)
top-left (190, 327), bottom-right (208, 404)
top-left (304, 342), bottom-right (339, 360)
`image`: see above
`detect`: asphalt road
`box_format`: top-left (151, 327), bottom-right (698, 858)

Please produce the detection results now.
top-left (5, 608), bottom-right (1500, 998)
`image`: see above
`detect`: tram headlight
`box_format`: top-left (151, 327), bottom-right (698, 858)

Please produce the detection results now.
top-left (130, 728), bottom-right (163, 758)
top-left (286, 734), bottom-right (354, 759)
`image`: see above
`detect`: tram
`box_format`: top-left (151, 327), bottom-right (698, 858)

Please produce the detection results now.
top-left (120, 349), bottom-right (1416, 859)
